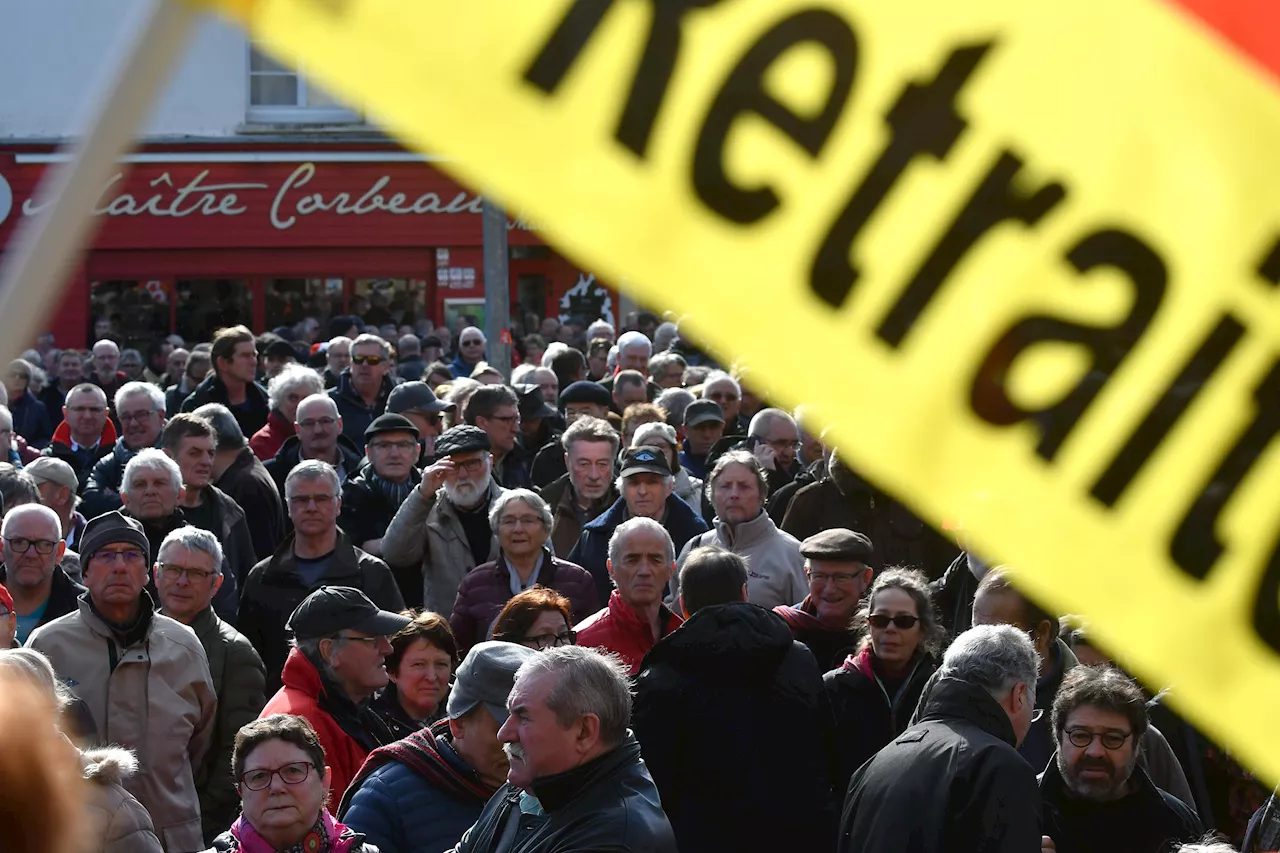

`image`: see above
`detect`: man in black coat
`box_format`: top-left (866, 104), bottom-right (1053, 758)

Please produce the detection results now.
top-left (1039, 665), bottom-right (1203, 853)
top-left (195, 403), bottom-right (285, 562)
top-left (180, 325), bottom-right (271, 438)
top-left (633, 546), bottom-right (839, 853)
top-left (839, 623), bottom-right (1044, 853)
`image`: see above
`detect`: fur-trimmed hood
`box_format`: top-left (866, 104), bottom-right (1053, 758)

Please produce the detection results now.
top-left (81, 747), bottom-right (140, 785)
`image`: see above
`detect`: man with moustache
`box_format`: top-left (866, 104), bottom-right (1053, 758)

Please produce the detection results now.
top-left (382, 425), bottom-right (506, 619)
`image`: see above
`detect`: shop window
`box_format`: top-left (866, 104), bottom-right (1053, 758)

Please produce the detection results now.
top-left (516, 273), bottom-right (548, 330)
top-left (265, 278), bottom-right (344, 331)
top-left (351, 279), bottom-right (429, 333)
top-left (175, 280), bottom-right (252, 345)
top-left (247, 47), bottom-right (362, 125)
top-left (89, 280), bottom-right (170, 350)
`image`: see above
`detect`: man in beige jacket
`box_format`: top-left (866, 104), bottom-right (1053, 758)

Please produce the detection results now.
top-left (29, 511), bottom-right (217, 853)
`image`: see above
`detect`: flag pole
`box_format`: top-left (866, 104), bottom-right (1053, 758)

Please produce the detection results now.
top-left (0, 0), bottom-right (200, 358)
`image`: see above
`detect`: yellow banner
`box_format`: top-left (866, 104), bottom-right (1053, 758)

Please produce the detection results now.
top-left (196, 0), bottom-right (1280, 781)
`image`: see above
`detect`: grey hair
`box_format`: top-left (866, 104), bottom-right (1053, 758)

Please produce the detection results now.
top-left (157, 526), bottom-right (223, 576)
top-left (123, 448), bottom-right (182, 492)
top-left (606, 516), bottom-right (675, 568)
top-left (616, 331), bottom-right (652, 355)
top-left (1172, 844), bottom-right (1241, 853)
top-left (267, 364), bottom-right (324, 412)
top-left (654, 388), bottom-right (695, 427)
top-left (653, 322), bottom-right (678, 352)
top-left (327, 335), bottom-right (353, 351)
top-left (0, 648), bottom-right (73, 711)
top-left (706, 450), bottom-right (768, 505)
top-left (6, 359), bottom-right (33, 382)
top-left (561, 415), bottom-right (620, 456)
top-left (0, 405), bottom-right (12, 433)
top-left (541, 342), bottom-right (570, 368)
top-left (632, 421), bottom-right (677, 449)
top-left (614, 470), bottom-right (674, 494)
top-left (748, 408), bottom-right (796, 439)
top-left (510, 364), bottom-right (536, 386)
top-left (586, 320), bottom-right (615, 340)
top-left (352, 333), bottom-right (391, 358)
top-left (114, 380), bottom-right (165, 413)
top-left (513, 645), bottom-right (632, 747)
top-left (489, 488), bottom-right (553, 534)
top-left (940, 624), bottom-right (1041, 702)
top-left (293, 637), bottom-right (341, 681)
top-left (703, 370), bottom-right (741, 397)
top-left (647, 352), bottom-right (686, 382)
top-left (285, 460), bottom-right (341, 501)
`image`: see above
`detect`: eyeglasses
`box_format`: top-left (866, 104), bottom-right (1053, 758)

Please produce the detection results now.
top-left (5, 537), bottom-right (59, 555)
top-left (766, 439), bottom-right (802, 451)
top-left (487, 414), bottom-right (520, 425)
top-left (118, 410), bottom-right (158, 424)
top-left (157, 563), bottom-right (216, 582)
top-left (370, 440), bottom-right (418, 453)
top-left (90, 548), bottom-right (145, 565)
top-left (335, 634), bottom-right (384, 646)
top-left (810, 571), bottom-right (861, 585)
top-left (867, 614), bottom-right (920, 630)
top-left (524, 631), bottom-right (576, 650)
top-left (352, 355), bottom-right (384, 366)
top-left (499, 515), bottom-right (544, 529)
top-left (297, 417), bottom-right (337, 430)
top-left (239, 761), bottom-right (315, 791)
top-left (1064, 728), bottom-right (1132, 750)
top-left (453, 457), bottom-right (487, 474)
top-left (289, 494), bottom-right (335, 508)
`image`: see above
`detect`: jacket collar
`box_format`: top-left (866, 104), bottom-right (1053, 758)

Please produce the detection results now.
top-left (1039, 752), bottom-right (1162, 810)
top-left (334, 371), bottom-right (394, 409)
top-left (493, 547), bottom-right (558, 584)
top-left (188, 606), bottom-right (219, 639)
top-left (51, 417), bottom-right (118, 450)
top-left (713, 509), bottom-right (775, 550)
top-left (529, 736), bottom-right (643, 812)
top-left (916, 675), bottom-right (1020, 748)
top-left (604, 590), bottom-right (680, 640)
top-left (269, 530), bottom-right (364, 580)
top-left (80, 590), bottom-right (156, 648)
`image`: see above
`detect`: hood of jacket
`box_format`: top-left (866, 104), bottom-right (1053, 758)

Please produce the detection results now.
top-left (915, 674), bottom-right (1020, 748)
top-left (50, 417), bottom-right (117, 450)
top-left (81, 746), bottom-right (140, 785)
top-left (642, 601), bottom-right (794, 681)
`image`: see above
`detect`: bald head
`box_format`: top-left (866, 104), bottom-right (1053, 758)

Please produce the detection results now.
top-left (1, 503), bottom-right (62, 540)
top-left (295, 394), bottom-right (339, 422)
top-left (92, 340), bottom-right (119, 357)
top-left (294, 394), bottom-right (340, 459)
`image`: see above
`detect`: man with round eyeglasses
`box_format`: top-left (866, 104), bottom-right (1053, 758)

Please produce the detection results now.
top-left (1039, 665), bottom-right (1202, 853)
top-left (0, 504), bottom-right (81, 644)
top-left (29, 510), bottom-right (217, 853)
top-left (154, 525), bottom-right (266, 842)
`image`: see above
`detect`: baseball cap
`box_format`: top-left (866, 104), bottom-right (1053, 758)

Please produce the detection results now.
top-left (619, 446), bottom-right (671, 479)
top-left (514, 383), bottom-right (557, 422)
top-left (684, 399), bottom-right (725, 428)
top-left (387, 381), bottom-right (453, 416)
top-left (446, 640), bottom-right (536, 725)
top-left (23, 457), bottom-right (79, 492)
top-left (262, 340), bottom-right (298, 361)
top-left (287, 586), bottom-right (412, 640)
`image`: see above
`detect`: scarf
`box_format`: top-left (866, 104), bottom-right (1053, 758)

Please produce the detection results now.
top-left (774, 595), bottom-right (848, 634)
top-left (228, 810), bottom-right (361, 853)
top-left (368, 471), bottom-right (415, 508)
top-left (338, 723), bottom-right (495, 818)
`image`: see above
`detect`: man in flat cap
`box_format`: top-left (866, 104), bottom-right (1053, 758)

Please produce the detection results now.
top-left (774, 528), bottom-right (876, 670)
top-left (29, 510), bottom-right (217, 853)
top-left (262, 584), bottom-right (412, 800)
top-left (341, 640), bottom-right (537, 853)
top-left (531, 380), bottom-right (615, 488)
top-left (382, 425), bottom-right (506, 618)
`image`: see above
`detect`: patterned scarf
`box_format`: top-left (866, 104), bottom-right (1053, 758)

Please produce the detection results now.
top-left (369, 471), bottom-right (416, 508)
top-left (228, 810), bottom-right (361, 853)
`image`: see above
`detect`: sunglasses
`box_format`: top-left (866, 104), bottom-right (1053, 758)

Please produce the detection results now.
top-left (352, 355), bottom-right (384, 366)
top-left (868, 614), bottom-right (920, 630)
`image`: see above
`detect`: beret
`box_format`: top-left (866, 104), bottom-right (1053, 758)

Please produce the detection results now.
top-left (559, 380), bottom-right (612, 409)
top-left (800, 528), bottom-right (875, 565)
top-left (434, 424), bottom-right (492, 457)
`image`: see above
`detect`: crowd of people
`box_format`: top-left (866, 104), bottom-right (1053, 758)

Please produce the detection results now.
top-left (0, 310), bottom-right (1272, 853)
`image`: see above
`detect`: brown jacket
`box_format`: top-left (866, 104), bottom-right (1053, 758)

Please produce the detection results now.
top-left (382, 480), bottom-right (504, 617)
top-left (29, 598), bottom-right (217, 853)
top-left (539, 473), bottom-right (618, 559)
top-left (81, 746), bottom-right (165, 853)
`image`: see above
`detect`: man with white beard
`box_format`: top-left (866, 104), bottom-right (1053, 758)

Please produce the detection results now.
top-left (383, 425), bottom-right (506, 618)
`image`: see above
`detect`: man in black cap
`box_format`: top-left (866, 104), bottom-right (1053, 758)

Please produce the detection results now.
top-left (261, 585), bottom-right (411, 799)
top-left (515, 382), bottom-right (560, 485)
top-left (339, 414), bottom-right (423, 594)
top-left (260, 338), bottom-right (299, 380)
top-left (568, 445), bottom-right (708, 603)
top-left (774, 528), bottom-right (876, 671)
top-left (387, 380), bottom-right (453, 465)
top-left (383, 425), bottom-right (505, 618)
top-left (531, 380), bottom-right (615, 488)
top-left (679, 399), bottom-right (725, 480)
top-left (29, 510), bottom-right (217, 853)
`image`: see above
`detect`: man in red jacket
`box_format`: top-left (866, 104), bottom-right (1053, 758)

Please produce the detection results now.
top-left (261, 585), bottom-right (411, 802)
top-left (575, 516), bottom-right (682, 673)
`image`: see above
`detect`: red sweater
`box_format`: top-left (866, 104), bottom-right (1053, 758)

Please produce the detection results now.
top-left (575, 591), bottom-right (683, 674)
top-left (249, 410), bottom-right (294, 462)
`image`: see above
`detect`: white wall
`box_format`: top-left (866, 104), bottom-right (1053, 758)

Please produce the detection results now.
top-left (0, 0), bottom-right (250, 139)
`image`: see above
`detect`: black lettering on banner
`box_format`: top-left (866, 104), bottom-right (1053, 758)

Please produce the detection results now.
top-left (1252, 533), bottom-right (1280, 653)
top-left (1257, 235), bottom-right (1280, 287)
top-left (808, 42), bottom-right (995, 310)
top-left (1090, 315), bottom-right (1246, 507)
top-left (1169, 359), bottom-right (1280, 580)
top-left (693, 10), bottom-right (857, 223)
top-left (969, 229), bottom-right (1166, 460)
top-left (523, 0), bottom-right (722, 158)
top-left (876, 150), bottom-right (1067, 346)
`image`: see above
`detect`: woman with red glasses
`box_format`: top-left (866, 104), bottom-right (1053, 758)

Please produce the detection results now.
top-left (823, 568), bottom-right (945, 787)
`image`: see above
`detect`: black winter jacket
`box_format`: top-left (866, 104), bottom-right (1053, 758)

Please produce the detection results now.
top-left (264, 434), bottom-right (365, 504)
top-left (214, 446), bottom-right (286, 562)
top-left (838, 675), bottom-right (1042, 853)
top-left (328, 371), bottom-right (394, 454)
top-left (238, 532), bottom-right (405, 693)
top-left (453, 735), bottom-right (676, 853)
top-left (179, 373), bottom-right (271, 438)
top-left (633, 602), bottom-right (839, 853)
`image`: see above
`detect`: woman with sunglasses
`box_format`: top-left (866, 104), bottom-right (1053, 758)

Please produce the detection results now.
top-left (489, 586), bottom-right (579, 651)
top-left (824, 568), bottom-right (946, 786)
top-left (207, 714), bottom-right (377, 853)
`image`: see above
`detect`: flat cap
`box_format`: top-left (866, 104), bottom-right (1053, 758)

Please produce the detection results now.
top-left (446, 640), bottom-right (536, 726)
top-left (559, 380), bottom-right (612, 409)
top-left (800, 528), bottom-right (875, 565)
top-left (23, 457), bottom-right (79, 491)
top-left (434, 425), bottom-right (491, 458)
top-left (364, 413), bottom-right (420, 441)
